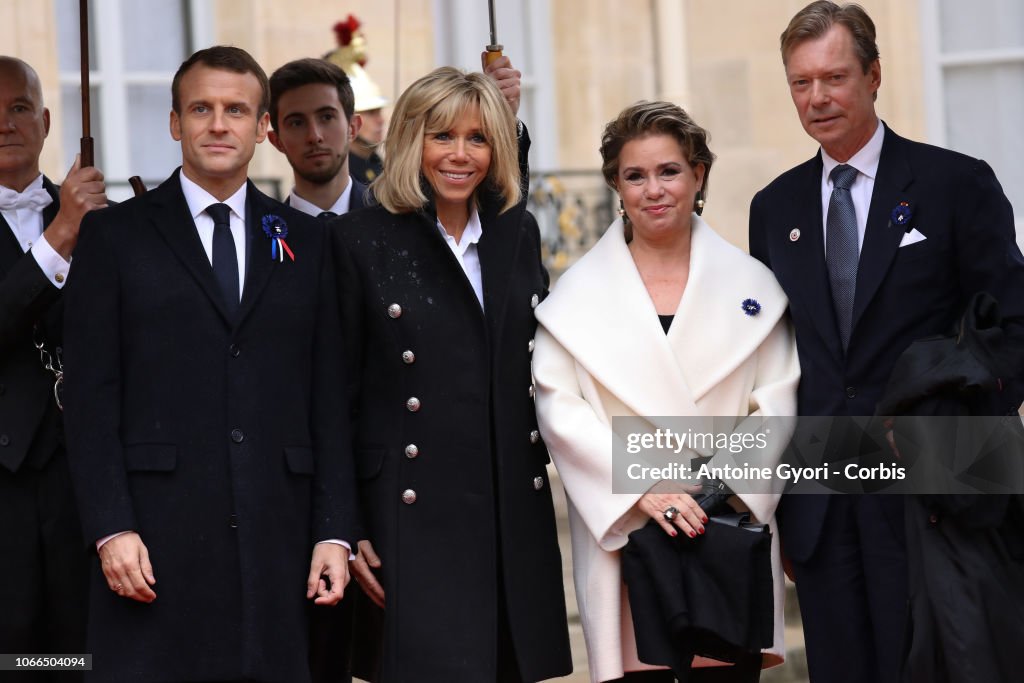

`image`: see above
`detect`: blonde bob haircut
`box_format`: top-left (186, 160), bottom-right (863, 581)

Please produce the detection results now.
top-left (371, 66), bottom-right (521, 215)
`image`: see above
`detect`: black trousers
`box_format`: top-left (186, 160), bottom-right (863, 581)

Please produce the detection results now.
top-left (0, 450), bottom-right (89, 683)
top-left (791, 495), bottom-right (907, 683)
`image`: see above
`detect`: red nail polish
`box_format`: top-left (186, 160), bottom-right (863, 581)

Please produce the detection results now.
top-left (702, 516), bottom-right (709, 524)
top-left (670, 529), bottom-right (678, 537)
top-left (698, 527), bottom-right (705, 535)
top-left (689, 530), bottom-right (696, 538)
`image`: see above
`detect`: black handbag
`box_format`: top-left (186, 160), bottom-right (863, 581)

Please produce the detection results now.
top-left (622, 484), bottom-right (776, 676)
top-left (692, 479), bottom-right (769, 534)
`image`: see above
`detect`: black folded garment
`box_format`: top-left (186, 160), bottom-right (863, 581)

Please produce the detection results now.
top-left (622, 514), bottom-right (774, 680)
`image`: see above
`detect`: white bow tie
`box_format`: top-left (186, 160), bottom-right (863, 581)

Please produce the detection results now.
top-left (0, 186), bottom-right (53, 212)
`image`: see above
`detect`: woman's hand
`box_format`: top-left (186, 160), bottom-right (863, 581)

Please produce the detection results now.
top-left (636, 491), bottom-right (708, 538)
top-left (350, 539), bottom-right (385, 608)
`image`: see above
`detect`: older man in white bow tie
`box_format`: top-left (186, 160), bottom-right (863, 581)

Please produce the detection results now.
top-left (0, 55), bottom-right (106, 676)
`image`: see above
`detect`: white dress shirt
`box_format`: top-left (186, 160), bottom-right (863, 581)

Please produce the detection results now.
top-left (0, 174), bottom-right (70, 288)
top-left (436, 208), bottom-right (484, 309)
top-left (287, 179), bottom-right (352, 217)
top-left (819, 119), bottom-right (884, 255)
top-left (179, 172), bottom-right (247, 300)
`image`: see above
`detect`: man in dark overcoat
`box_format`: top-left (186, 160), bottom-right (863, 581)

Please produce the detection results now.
top-left (0, 56), bottom-right (106, 680)
top-left (63, 46), bottom-right (356, 683)
top-left (748, 3), bottom-right (1024, 682)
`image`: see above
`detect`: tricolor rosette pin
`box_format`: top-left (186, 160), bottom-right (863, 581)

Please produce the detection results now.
top-left (261, 214), bottom-right (295, 262)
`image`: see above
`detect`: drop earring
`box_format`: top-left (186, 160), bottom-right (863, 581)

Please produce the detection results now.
top-left (618, 198), bottom-right (625, 218)
top-left (694, 192), bottom-right (705, 216)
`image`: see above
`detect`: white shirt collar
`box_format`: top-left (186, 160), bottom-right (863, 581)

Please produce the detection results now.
top-left (287, 178), bottom-right (352, 217)
top-left (821, 118), bottom-right (884, 182)
top-left (435, 207), bottom-right (483, 255)
top-left (0, 173), bottom-right (46, 194)
top-left (179, 170), bottom-right (248, 222)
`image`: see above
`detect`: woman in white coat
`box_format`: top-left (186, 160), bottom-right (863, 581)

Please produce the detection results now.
top-left (533, 101), bottom-right (800, 683)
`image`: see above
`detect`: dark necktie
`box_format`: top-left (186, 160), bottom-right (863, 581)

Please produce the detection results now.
top-left (318, 211), bottom-right (338, 221)
top-left (825, 164), bottom-right (859, 351)
top-left (206, 203), bottom-right (240, 315)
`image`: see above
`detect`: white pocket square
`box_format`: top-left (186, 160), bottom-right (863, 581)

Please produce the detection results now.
top-left (899, 228), bottom-right (927, 247)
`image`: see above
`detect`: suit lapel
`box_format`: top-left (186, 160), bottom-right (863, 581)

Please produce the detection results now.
top-left (774, 157), bottom-right (845, 359)
top-left (148, 170), bottom-right (235, 324)
top-left (236, 184), bottom-right (277, 327)
top-left (42, 176), bottom-right (59, 228)
top-left (538, 219), bottom-right (699, 419)
top-left (0, 212), bottom-right (22, 268)
top-left (477, 197), bottom-right (522, 341)
top-left (851, 126), bottom-right (913, 333)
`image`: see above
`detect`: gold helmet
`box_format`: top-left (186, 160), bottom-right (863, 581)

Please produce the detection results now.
top-left (324, 13), bottom-right (388, 113)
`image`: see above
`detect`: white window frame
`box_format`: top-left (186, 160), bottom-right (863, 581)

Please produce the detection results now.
top-left (56, 0), bottom-right (212, 188)
top-left (920, 0), bottom-right (1024, 147)
top-left (921, 0), bottom-right (1024, 243)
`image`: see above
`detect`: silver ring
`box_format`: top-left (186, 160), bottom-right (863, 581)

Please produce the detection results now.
top-left (663, 506), bottom-right (679, 522)
top-left (113, 583), bottom-right (124, 592)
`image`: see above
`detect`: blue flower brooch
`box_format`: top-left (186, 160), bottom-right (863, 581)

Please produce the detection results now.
top-left (889, 201), bottom-right (913, 232)
top-left (741, 298), bottom-right (762, 317)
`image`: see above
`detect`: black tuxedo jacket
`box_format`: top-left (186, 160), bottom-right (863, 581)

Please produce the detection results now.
top-left (63, 169), bottom-right (356, 683)
top-left (749, 124), bottom-right (1024, 559)
top-left (0, 177), bottom-right (63, 473)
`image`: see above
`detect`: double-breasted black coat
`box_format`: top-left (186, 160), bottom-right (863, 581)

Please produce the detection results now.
top-left (332, 191), bottom-right (572, 682)
top-left (63, 170), bottom-right (357, 683)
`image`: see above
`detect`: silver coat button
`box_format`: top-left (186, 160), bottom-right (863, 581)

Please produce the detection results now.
top-left (402, 350), bottom-right (415, 364)
top-left (387, 303), bottom-right (403, 319)
top-left (405, 444), bottom-right (419, 459)
top-left (533, 476), bottom-right (544, 491)
top-left (530, 293), bottom-right (540, 309)
top-left (528, 339), bottom-right (535, 353)
top-left (402, 489), bottom-right (417, 504)
top-left (406, 397), bottom-right (421, 412)
top-left (528, 384), bottom-right (535, 398)
top-left (529, 430), bottom-right (540, 444)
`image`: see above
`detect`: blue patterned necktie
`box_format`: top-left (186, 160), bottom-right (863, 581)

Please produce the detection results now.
top-left (825, 164), bottom-right (859, 351)
top-left (206, 203), bottom-right (239, 315)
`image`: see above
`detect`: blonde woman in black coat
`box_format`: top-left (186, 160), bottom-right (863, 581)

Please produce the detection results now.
top-left (332, 66), bottom-right (572, 683)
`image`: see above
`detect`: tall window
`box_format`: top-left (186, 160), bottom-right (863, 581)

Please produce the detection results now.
top-left (433, 0), bottom-right (557, 171)
top-left (55, 0), bottom-right (211, 199)
top-left (922, 0), bottom-right (1024, 235)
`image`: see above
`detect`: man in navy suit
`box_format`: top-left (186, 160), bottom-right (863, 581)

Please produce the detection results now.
top-left (269, 58), bottom-right (369, 221)
top-left (749, 2), bottom-right (1024, 682)
top-left (63, 46), bottom-right (356, 682)
top-left (0, 56), bottom-right (106, 680)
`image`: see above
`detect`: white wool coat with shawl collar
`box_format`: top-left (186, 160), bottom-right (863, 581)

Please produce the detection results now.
top-left (533, 216), bottom-right (800, 682)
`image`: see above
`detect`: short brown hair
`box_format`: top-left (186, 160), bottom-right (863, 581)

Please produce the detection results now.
top-left (780, 1), bottom-right (879, 72)
top-left (172, 46), bottom-right (270, 116)
top-left (372, 66), bottom-right (520, 215)
top-left (269, 58), bottom-right (355, 130)
top-left (599, 100), bottom-right (715, 202)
